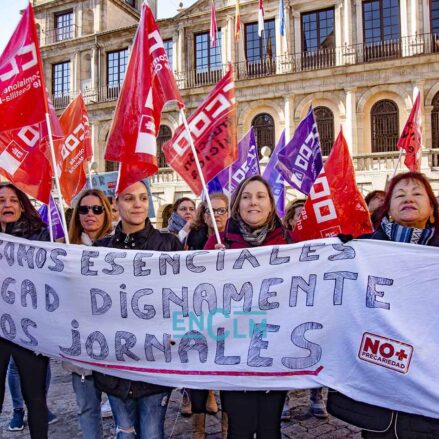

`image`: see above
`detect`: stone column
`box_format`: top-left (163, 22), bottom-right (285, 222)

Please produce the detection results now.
top-left (400, 0), bottom-right (409, 56)
top-left (283, 2), bottom-right (292, 55)
top-left (91, 46), bottom-right (99, 95)
top-left (345, 88), bottom-right (357, 154)
top-left (178, 24), bottom-right (185, 74)
top-left (423, 0), bottom-right (431, 35)
top-left (292, 10), bottom-right (301, 55)
top-left (76, 3), bottom-right (83, 38)
top-left (94, 0), bottom-right (102, 34)
top-left (355, 0), bottom-right (363, 45)
top-left (410, 0), bottom-right (418, 36)
top-left (284, 94), bottom-right (294, 140)
top-left (74, 52), bottom-right (81, 95)
top-left (344, 0), bottom-right (352, 46)
top-left (226, 15), bottom-right (234, 63)
top-left (335, 1), bottom-right (343, 66)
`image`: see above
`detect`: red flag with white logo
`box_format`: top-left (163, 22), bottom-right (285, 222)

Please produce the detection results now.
top-left (292, 129), bottom-right (373, 242)
top-left (163, 66), bottom-right (237, 196)
top-left (57, 94), bottom-right (92, 206)
top-left (105, 3), bottom-right (184, 194)
top-left (397, 93), bottom-right (422, 172)
top-left (0, 4), bottom-right (56, 203)
top-left (210, 0), bottom-right (217, 47)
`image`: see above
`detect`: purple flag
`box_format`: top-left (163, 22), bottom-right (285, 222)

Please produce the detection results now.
top-left (277, 106), bottom-right (323, 194)
top-left (38, 195), bottom-right (65, 240)
top-left (208, 127), bottom-right (260, 197)
top-left (262, 130), bottom-right (285, 217)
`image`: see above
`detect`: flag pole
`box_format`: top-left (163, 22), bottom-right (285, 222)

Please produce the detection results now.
top-left (48, 196), bottom-right (54, 242)
top-left (45, 112), bottom-right (70, 244)
top-left (392, 149), bottom-right (403, 178)
top-left (179, 109), bottom-right (222, 245)
top-left (87, 162), bottom-right (94, 189)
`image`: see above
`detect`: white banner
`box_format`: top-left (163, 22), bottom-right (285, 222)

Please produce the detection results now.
top-left (1, 233), bottom-right (439, 418)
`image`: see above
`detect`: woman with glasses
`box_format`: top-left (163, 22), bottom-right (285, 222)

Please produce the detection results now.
top-left (185, 193), bottom-right (229, 438)
top-left (65, 189), bottom-right (113, 439)
top-left (0, 182), bottom-right (50, 438)
top-left (167, 197), bottom-right (196, 244)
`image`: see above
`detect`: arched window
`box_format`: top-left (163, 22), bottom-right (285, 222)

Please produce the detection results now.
top-left (371, 100), bottom-right (399, 152)
top-left (157, 125), bottom-right (172, 168)
top-left (314, 106), bottom-right (334, 156)
top-left (251, 113), bottom-right (275, 157)
top-left (432, 92), bottom-right (439, 149)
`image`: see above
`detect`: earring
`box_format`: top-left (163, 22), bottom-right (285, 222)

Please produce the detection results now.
top-left (388, 214), bottom-right (393, 222)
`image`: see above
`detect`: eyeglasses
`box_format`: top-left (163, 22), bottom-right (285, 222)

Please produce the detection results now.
top-left (205, 207), bottom-right (227, 216)
top-left (79, 205), bottom-right (104, 215)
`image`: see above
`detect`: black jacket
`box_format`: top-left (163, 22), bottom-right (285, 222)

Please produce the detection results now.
top-left (4, 217), bottom-right (50, 242)
top-left (328, 227), bottom-right (439, 438)
top-left (93, 219), bottom-right (183, 400)
top-left (186, 225), bottom-right (209, 250)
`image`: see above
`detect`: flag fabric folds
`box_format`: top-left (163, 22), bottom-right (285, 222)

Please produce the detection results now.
top-left (208, 127), bottom-right (260, 198)
top-left (292, 129), bottom-right (373, 242)
top-left (57, 94), bottom-right (92, 206)
top-left (277, 106), bottom-right (323, 195)
top-left (235, 0), bottom-right (241, 41)
top-left (279, 0), bottom-right (285, 37)
top-left (263, 130), bottom-right (285, 217)
top-left (105, 3), bottom-right (184, 194)
top-left (210, 0), bottom-right (217, 47)
top-left (38, 195), bottom-right (65, 240)
top-left (258, 0), bottom-right (265, 37)
top-left (0, 4), bottom-right (55, 203)
top-left (163, 66), bottom-right (237, 196)
top-left (397, 93), bottom-right (422, 172)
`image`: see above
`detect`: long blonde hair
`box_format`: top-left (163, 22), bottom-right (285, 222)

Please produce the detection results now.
top-left (68, 189), bottom-right (113, 244)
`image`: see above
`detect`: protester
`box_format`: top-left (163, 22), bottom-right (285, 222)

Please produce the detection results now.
top-left (167, 197), bottom-right (196, 243)
top-left (283, 199), bottom-right (306, 231)
top-left (107, 196), bottom-right (120, 230)
top-left (205, 175), bottom-right (292, 439)
top-left (0, 182), bottom-right (50, 438)
top-left (66, 189), bottom-right (113, 438)
top-left (365, 189), bottom-right (386, 229)
top-left (185, 193), bottom-right (229, 437)
top-left (92, 180), bottom-right (183, 439)
top-left (328, 172), bottom-right (439, 438)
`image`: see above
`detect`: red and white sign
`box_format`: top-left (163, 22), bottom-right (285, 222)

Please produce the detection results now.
top-left (359, 332), bottom-right (413, 374)
top-left (163, 66), bottom-right (237, 195)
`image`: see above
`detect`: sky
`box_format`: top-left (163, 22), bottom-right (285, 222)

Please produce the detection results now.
top-left (0, 0), bottom-right (198, 52)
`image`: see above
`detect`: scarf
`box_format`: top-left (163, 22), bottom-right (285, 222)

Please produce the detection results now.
top-left (381, 216), bottom-right (435, 245)
top-left (167, 212), bottom-right (187, 234)
top-left (238, 219), bottom-right (270, 246)
top-left (81, 232), bottom-right (94, 246)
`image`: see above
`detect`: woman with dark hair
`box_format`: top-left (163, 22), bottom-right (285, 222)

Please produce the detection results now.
top-left (328, 172), bottom-right (439, 438)
top-left (64, 189), bottom-right (113, 438)
top-left (283, 199), bottom-right (306, 231)
top-left (365, 190), bottom-right (386, 230)
top-left (167, 197), bottom-right (196, 243)
top-left (205, 175), bottom-right (293, 439)
top-left (0, 182), bottom-right (50, 438)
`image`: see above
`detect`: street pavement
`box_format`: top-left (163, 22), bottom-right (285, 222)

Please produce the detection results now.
top-left (1, 360), bottom-right (361, 438)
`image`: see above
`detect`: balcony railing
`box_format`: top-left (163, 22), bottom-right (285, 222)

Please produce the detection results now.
top-left (41, 24), bottom-right (78, 45)
top-left (51, 32), bottom-right (439, 109)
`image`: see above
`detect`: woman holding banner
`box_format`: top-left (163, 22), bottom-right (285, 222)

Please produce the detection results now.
top-left (0, 182), bottom-right (50, 438)
top-left (92, 180), bottom-right (182, 439)
top-left (205, 175), bottom-right (293, 439)
top-left (328, 172), bottom-right (439, 438)
top-left (65, 189), bottom-right (113, 439)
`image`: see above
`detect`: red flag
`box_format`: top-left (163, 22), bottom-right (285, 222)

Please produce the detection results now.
top-left (57, 94), bottom-right (92, 206)
top-left (292, 130), bottom-right (373, 242)
top-left (397, 93), bottom-right (422, 172)
top-left (258, 0), bottom-right (265, 37)
top-left (163, 66), bottom-right (237, 196)
top-left (210, 0), bottom-right (217, 47)
top-left (105, 3), bottom-right (184, 194)
top-left (0, 4), bottom-right (55, 203)
top-left (235, 0), bottom-right (241, 41)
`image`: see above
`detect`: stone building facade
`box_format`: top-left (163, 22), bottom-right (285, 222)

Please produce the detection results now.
top-left (32, 0), bottom-right (439, 214)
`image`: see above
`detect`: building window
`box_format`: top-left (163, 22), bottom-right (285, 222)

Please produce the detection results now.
top-left (52, 61), bottom-right (70, 108)
top-left (252, 113), bottom-right (275, 158)
top-left (107, 49), bottom-right (128, 98)
top-left (55, 10), bottom-right (73, 42)
top-left (163, 39), bottom-right (173, 71)
top-left (125, 0), bottom-right (135, 6)
top-left (363, 0), bottom-right (400, 61)
top-left (245, 20), bottom-right (276, 76)
top-left (314, 106), bottom-right (334, 156)
top-left (431, 0), bottom-right (439, 51)
top-left (157, 125), bottom-right (172, 168)
top-left (105, 161), bottom-right (119, 172)
top-left (371, 100), bottom-right (399, 153)
top-left (194, 31), bottom-right (222, 85)
top-left (301, 8), bottom-right (335, 69)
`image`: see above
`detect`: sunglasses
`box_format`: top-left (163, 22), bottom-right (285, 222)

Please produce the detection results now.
top-left (205, 207), bottom-right (227, 216)
top-left (79, 205), bottom-right (104, 215)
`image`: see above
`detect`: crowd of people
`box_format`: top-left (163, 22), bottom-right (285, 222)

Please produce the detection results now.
top-left (0, 170), bottom-right (438, 438)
